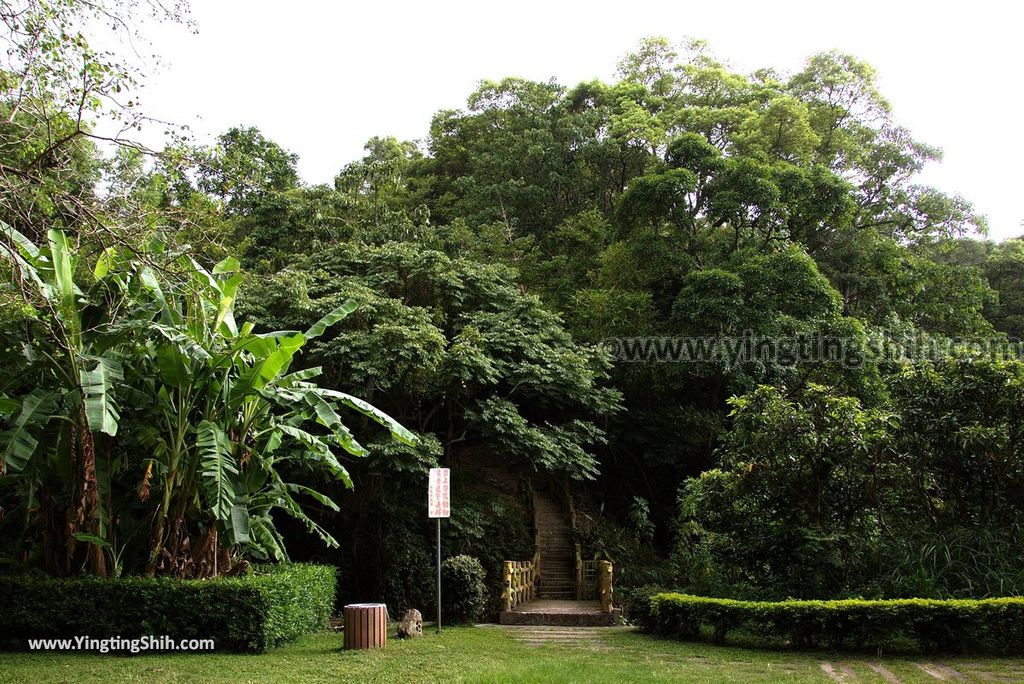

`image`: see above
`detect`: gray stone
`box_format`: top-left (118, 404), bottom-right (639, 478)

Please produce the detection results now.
top-left (397, 609), bottom-right (423, 638)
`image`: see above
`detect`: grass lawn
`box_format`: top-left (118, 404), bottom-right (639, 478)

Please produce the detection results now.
top-left (0, 626), bottom-right (1021, 683)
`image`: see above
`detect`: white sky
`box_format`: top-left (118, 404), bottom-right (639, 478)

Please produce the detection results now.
top-left (131, 0), bottom-right (1023, 240)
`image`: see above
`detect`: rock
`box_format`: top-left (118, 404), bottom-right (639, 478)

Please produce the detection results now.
top-left (397, 609), bottom-right (423, 638)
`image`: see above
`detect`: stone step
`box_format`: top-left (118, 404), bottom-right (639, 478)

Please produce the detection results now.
top-left (500, 606), bottom-right (621, 627)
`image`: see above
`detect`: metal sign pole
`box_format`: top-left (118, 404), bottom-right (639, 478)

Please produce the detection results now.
top-left (436, 517), bottom-right (442, 633)
top-left (428, 467), bottom-right (449, 635)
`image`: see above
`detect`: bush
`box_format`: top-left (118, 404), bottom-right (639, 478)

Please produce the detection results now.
top-left (441, 555), bottom-right (487, 623)
top-left (637, 592), bottom-right (1024, 654)
top-left (0, 563), bottom-right (336, 653)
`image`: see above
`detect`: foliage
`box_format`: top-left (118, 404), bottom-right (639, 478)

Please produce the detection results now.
top-left (197, 127), bottom-right (301, 217)
top-left (0, 563), bottom-right (336, 652)
top-left (3, 5), bottom-right (1021, 614)
top-left (573, 505), bottom-right (671, 589)
top-left (673, 384), bottom-right (894, 599)
top-left (674, 358), bottom-right (1024, 600)
top-left (0, 0), bottom-right (193, 247)
top-left (888, 357), bottom-right (1024, 529)
top-left (441, 554), bottom-right (488, 624)
top-left (0, 228), bottom-right (412, 577)
top-left (636, 592), bottom-right (1024, 654)
top-left (982, 238), bottom-right (1024, 338)
top-left (239, 241), bottom-right (620, 480)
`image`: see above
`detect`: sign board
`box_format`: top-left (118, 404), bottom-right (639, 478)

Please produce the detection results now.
top-left (428, 467), bottom-right (450, 518)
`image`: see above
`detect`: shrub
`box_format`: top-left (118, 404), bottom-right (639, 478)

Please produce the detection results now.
top-left (441, 555), bottom-right (487, 623)
top-left (636, 593), bottom-right (1024, 654)
top-left (0, 563), bottom-right (336, 653)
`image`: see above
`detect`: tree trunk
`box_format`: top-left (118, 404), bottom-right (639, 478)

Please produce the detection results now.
top-left (64, 407), bottom-right (107, 576)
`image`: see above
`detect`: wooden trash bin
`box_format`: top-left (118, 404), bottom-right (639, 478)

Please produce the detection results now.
top-left (343, 603), bottom-right (388, 650)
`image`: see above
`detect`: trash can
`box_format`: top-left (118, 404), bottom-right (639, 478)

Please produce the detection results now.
top-left (343, 603), bottom-right (388, 650)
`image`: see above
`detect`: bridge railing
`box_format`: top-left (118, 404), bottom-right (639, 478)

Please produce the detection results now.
top-left (597, 559), bottom-right (613, 613)
top-left (501, 558), bottom-right (537, 611)
top-left (574, 546), bottom-right (614, 613)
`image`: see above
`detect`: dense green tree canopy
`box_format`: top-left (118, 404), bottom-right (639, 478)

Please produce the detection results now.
top-left (3, 9), bottom-right (1022, 610)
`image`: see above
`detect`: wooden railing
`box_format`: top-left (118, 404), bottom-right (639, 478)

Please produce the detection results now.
top-left (579, 558), bottom-right (598, 599)
top-left (574, 547), bottom-right (614, 613)
top-left (597, 559), bottom-right (613, 613)
top-left (501, 558), bottom-right (537, 611)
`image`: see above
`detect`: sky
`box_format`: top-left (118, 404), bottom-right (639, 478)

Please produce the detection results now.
top-left (129, 0), bottom-right (1022, 239)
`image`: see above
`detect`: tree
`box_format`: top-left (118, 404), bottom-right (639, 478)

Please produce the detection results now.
top-left (675, 384), bottom-right (895, 599)
top-left (0, 227), bottom-right (413, 577)
top-left (0, 0), bottom-right (193, 244)
top-left (197, 126), bottom-right (300, 217)
top-left (983, 239), bottom-right (1024, 338)
top-left (240, 240), bottom-right (620, 479)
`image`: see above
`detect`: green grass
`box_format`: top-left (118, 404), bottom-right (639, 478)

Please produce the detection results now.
top-left (0, 626), bottom-right (1021, 683)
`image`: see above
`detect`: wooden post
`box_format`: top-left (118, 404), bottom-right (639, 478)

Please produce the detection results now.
top-left (502, 560), bottom-right (513, 611)
top-left (343, 603), bottom-right (388, 650)
top-left (574, 543), bottom-right (583, 600)
top-left (598, 560), bottom-right (613, 613)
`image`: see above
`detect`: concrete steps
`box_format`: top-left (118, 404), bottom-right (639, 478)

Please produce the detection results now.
top-left (533, 488), bottom-right (575, 600)
top-left (499, 599), bottom-right (622, 626)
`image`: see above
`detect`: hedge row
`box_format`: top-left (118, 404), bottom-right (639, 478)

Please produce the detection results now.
top-left (0, 563), bottom-right (336, 653)
top-left (634, 592), bottom-right (1024, 653)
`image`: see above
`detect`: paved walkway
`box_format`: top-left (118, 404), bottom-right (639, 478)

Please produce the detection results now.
top-left (499, 625), bottom-right (623, 650)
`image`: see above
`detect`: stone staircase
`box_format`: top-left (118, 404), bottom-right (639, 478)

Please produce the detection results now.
top-left (499, 484), bottom-right (621, 626)
top-left (534, 489), bottom-right (575, 600)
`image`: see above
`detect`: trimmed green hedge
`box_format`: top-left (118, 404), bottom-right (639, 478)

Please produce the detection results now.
top-left (0, 563), bottom-right (336, 653)
top-left (634, 592), bottom-right (1024, 653)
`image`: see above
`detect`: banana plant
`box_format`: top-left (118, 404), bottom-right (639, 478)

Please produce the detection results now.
top-left (0, 223), bottom-right (134, 576)
top-left (130, 252), bottom-right (415, 575)
top-left (2, 225), bottom-right (415, 577)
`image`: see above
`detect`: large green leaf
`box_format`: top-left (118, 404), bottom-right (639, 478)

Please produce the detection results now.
top-left (215, 271), bottom-right (244, 337)
top-left (93, 247), bottom-right (115, 278)
top-left (155, 344), bottom-right (189, 388)
top-left (81, 356), bottom-right (123, 437)
top-left (305, 392), bottom-right (343, 429)
top-left (270, 472), bottom-right (339, 548)
top-left (197, 420), bottom-right (238, 522)
top-left (286, 483), bottom-right (341, 512)
top-left (321, 388), bottom-right (417, 445)
top-left (300, 392), bottom-right (370, 458)
top-left (0, 395), bottom-right (18, 417)
top-left (0, 221), bottom-right (39, 259)
top-left (228, 504), bottom-right (251, 545)
top-left (249, 517), bottom-right (287, 561)
top-left (140, 267), bottom-right (181, 326)
top-left (152, 324), bottom-right (211, 363)
top-left (212, 256), bottom-right (241, 274)
top-left (73, 532), bottom-right (111, 550)
top-left (46, 229), bottom-right (78, 323)
top-left (277, 423), bottom-right (361, 476)
top-left (304, 299), bottom-right (359, 340)
top-left (0, 390), bottom-right (55, 473)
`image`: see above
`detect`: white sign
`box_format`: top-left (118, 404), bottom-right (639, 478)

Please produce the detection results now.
top-left (428, 467), bottom-right (450, 518)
